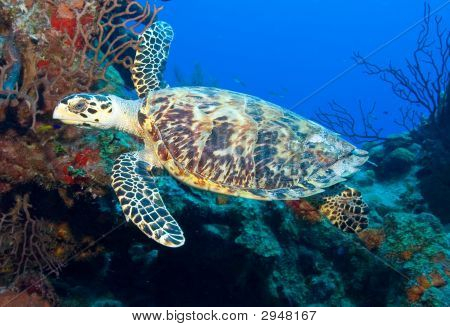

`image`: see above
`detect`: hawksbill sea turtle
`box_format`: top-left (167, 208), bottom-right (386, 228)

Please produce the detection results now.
top-left (53, 21), bottom-right (370, 248)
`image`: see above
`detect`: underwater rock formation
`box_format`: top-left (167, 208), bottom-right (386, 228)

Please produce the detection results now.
top-left (379, 148), bottom-right (415, 179)
top-left (235, 217), bottom-right (283, 258)
top-left (39, 163), bottom-right (446, 307)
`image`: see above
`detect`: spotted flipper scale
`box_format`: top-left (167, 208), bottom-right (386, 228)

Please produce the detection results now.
top-left (111, 152), bottom-right (185, 247)
top-left (132, 21), bottom-right (174, 98)
top-left (319, 187), bottom-right (369, 233)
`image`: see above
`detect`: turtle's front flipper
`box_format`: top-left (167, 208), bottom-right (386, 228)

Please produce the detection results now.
top-left (111, 152), bottom-right (185, 247)
top-left (319, 187), bottom-right (369, 233)
top-left (132, 21), bottom-right (174, 97)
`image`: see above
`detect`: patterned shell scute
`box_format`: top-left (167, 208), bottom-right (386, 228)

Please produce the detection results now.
top-left (141, 87), bottom-right (367, 197)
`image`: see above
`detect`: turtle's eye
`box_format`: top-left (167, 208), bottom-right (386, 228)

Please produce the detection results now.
top-left (71, 101), bottom-right (87, 113)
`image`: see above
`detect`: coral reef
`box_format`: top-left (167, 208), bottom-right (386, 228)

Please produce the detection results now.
top-left (0, 0), bottom-right (162, 129)
top-left (316, 4), bottom-right (449, 227)
top-left (415, 82), bottom-right (450, 223)
top-left (0, 0), bottom-right (160, 306)
top-left (0, 127), bottom-right (137, 196)
top-left (0, 290), bottom-right (51, 307)
top-left (353, 4), bottom-right (449, 134)
top-left (35, 162), bottom-right (448, 306)
top-left (235, 217), bottom-right (283, 258)
top-left (380, 212), bottom-right (450, 306)
top-left (364, 134), bottom-right (420, 181)
top-left (316, 101), bottom-right (387, 143)
top-left (0, 194), bottom-right (75, 284)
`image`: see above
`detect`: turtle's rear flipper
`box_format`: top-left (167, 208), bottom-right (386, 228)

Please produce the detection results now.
top-left (132, 21), bottom-right (174, 98)
top-left (319, 188), bottom-right (369, 233)
top-left (111, 152), bottom-right (185, 247)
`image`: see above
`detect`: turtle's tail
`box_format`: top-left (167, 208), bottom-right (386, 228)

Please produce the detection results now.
top-left (308, 147), bottom-right (369, 191)
top-left (338, 148), bottom-right (370, 178)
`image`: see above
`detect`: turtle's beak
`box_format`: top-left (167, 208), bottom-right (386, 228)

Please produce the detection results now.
top-left (52, 104), bottom-right (65, 121)
top-left (53, 103), bottom-right (85, 126)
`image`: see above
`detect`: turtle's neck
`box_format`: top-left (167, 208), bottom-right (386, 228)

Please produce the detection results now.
top-left (110, 95), bottom-right (145, 137)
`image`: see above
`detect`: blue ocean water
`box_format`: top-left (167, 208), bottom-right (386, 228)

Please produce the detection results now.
top-left (157, 0), bottom-right (449, 137)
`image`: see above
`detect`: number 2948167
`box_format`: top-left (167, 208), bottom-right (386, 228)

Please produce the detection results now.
top-left (261, 311), bottom-right (316, 321)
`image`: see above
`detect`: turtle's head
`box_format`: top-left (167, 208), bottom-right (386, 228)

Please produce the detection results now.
top-left (53, 93), bottom-right (117, 129)
top-left (54, 93), bottom-right (143, 135)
